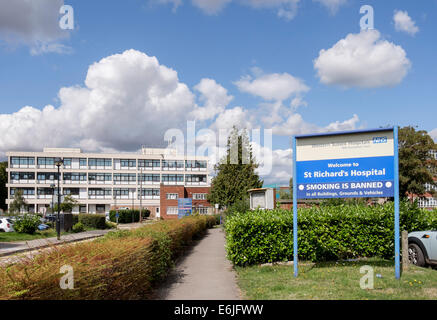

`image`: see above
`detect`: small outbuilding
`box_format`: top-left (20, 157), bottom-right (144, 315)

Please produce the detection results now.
top-left (248, 188), bottom-right (276, 210)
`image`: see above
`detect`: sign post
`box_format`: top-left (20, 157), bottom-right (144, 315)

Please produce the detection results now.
top-left (293, 128), bottom-right (400, 279)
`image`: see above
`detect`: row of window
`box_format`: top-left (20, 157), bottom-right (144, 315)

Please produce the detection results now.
top-left (11, 157), bottom-right (207, 168)
top-left (166, 207), bottom-right (209, 215)
top-left (166, 193), bottom-right (207, 200)
top-left (10, 188), bottom-right (162, 197)
top-left (11, 172), bottom-right (207, 183)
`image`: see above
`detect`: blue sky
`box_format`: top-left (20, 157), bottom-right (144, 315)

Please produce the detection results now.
top-left (0, 0), bottom-right (436, 183)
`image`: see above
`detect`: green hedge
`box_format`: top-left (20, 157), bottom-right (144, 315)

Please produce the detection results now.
top-left (108, 209), bottom-right (151, 223)
top-left (78, 214), bottom-right (106, 229)
top-left (224, 202), bottom-right (437, 266)
top-left (0, 215), bottom-right (217, 299)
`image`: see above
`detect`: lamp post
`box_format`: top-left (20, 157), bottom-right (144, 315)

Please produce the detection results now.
top-left (50, 183), bottom-right (56, 218)
top-left (55, 158), bottom-right (64, 240)
top-left (139, 167), bottom-right (143, 223)
top-left (113, 193), bottom-right (118, 225)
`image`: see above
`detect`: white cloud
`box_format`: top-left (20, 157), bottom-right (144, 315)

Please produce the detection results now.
top-left (157, 0), bottom-right (301, 20)
top-left (313, 0), bottom-right (347, 14)
top-left (394, 10), bottom-right (419, 36)
top-left (314, 30), bottom-right (411, 88)
top-left (210, 106), bottom-right (255, 131)
top-left (191, 0), bottom-right (232, 15)
top-left (235, 72), bottom-right (309, 101)
top-left (429, 128), bottom-right (437, 142)
top-left (0, 0), bottom-right (71, 54)
top-left (190, 78), bottom-right (233, 121)
top-left (0, 49), bottom-right (196, 155)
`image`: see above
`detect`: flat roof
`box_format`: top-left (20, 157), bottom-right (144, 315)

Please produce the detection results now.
top-left (294, 127), bottom-right (394, 139)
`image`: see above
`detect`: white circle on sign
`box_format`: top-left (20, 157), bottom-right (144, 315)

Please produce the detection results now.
top-left (385, 182), bottom-right (392, 188)
top-left (298, 185), bottom-right (305, 191)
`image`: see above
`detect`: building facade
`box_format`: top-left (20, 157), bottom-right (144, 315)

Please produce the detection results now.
top-left (409, 149), bottom-right (437, 210)
top-left (6, 147), bottom-right (211, 218)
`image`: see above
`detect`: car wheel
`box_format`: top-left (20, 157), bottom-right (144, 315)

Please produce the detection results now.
top-left (408, 243), bottom-right (426, 267)
top-left (0, 229), bottom-right (4, 232)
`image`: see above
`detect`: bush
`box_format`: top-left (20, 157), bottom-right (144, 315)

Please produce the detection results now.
top-left (72, 214), bottom-right (79, 225)
top-left (72, 222), bottom-right (85, 233)
top-left (225, 197), bottom-right (250, 217)
top-left (0, 215), bottom-right (218, 299)
top-left (13, 214), bottom-right (41, 234)
top-left (224, 201), bottom-right (437, 266)
top-left (109, 210), bottom-right (140, 223)
top-left (78, 214), bottom-right (106, 229)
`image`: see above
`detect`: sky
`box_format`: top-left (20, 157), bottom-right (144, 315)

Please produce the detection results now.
top-left (0, 0), bottom-right (436, 185)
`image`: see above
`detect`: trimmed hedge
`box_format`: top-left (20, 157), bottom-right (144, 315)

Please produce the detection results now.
top-left (108, 210), bottom-right (141, 223)
top-left (78, 214), bottom-right (106, 229)
top-left (0, 215), bottom-right (217, 300)
top-left (224, 202), bottom-right (437, 266)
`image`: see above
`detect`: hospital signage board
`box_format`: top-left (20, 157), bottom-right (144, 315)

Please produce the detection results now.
top-left (178, 198), bottom-right (192, 219)
top-left (295, 129), bottom-right (395, 199)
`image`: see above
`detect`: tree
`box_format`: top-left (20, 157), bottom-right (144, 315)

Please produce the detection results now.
top-left (399, 126), bottom-right (437, 199)
top-left (54, 194), bottom-right (79, 213)
top-left (208, 127), bottom-right (263, 208)
top-left (9, 189), bottom-right (27, 214)
top-left (0, 161), bottom-right (7, 211)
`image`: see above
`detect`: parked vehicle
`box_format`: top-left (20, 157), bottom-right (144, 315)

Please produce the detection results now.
top-left (0, 218), bottom-right (15, 232)
top-left (38, 224), bottom-right (50, 231)
top-left (408, 231), bottom-right (437, 267)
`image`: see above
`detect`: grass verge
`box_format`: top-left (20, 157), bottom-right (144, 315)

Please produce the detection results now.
top-left (235, 258), bottom-right (437, 300)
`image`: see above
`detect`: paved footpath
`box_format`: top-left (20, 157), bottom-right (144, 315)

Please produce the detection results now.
top-left (155, 227), bottom-right (241, 300)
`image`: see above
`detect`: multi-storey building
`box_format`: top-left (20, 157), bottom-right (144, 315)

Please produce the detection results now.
top-left (5, 147), bottom-right (211, 218)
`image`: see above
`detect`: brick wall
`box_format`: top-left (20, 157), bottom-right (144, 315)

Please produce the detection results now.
top-left (160, 184), bottom-right (212, 220)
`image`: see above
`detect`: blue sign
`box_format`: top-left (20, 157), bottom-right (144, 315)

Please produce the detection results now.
top-left (296, 156), bottom-right (394, 199)
top-left (178, 198), bottom-right (192, 219)
top-left (292, 128), bottom-right (400, 280)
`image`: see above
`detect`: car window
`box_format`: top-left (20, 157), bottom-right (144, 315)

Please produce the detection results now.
top-left (6, 219), bottom-right (13, 223)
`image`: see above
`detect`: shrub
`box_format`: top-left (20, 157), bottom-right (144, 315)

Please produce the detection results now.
top-left (78, 214), bottom-right (106, 229)
top-left (72, 214), bottom-right (79, 225)
top-left (109, 210), bottom-right (140, 223)
top-left (224, 201), bottom-right (437, 266)
top-left (0, 215), bottom-right (217, 300)
top-left (72, 222), bottom-right (85, 233)
top-left (13, 214), bottom-right (41, 234)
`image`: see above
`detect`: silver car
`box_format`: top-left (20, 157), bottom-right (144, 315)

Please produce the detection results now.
top-left (408, 231), bottom-right (437, 267)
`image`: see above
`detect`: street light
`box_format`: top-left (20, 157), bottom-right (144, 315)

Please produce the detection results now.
top-left (139, 167), bottom-right (143, 223)
top-left (55, 157), bottom-right (64, 240)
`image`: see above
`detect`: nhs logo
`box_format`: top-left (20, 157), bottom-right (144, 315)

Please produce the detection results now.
top-left (373, 136), bottom-right (387, 144)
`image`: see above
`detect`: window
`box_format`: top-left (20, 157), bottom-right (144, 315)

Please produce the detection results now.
top-left (193, 193), bottom-right (207, 200)
top-left (139, 159), bottom-right (160, 168)
top-left (185, 174), bottom-right (207, 183)
top-left (120, 159), bottom-right (136, 168)
top-left (162, 160), bottom-right (184, 168)
top-left (37, 172), bottom-right (59, 181)
top-left (89, 173), bottom-right (112, 182)
top-left (96, 204), bottom-right (106, 213)
top-left (185, 160), bottom-right (207, 169)
top-left (79, 158), bottom-right (87, 167)
top-left (37, 188), bottom-right (54, 196)
top-left (89, 158), bottom-right (112, 168)
top-left (162, 174), bottom-right (184, 182)
top-left (63, 188), bottom-right (79, 196)
top-left (79, 205), bottom-right (87, 213)
top-left (63, 172), bottom-right (87, 181)
top-left (166, 207), bottom-right (178, 215)
top-left (88, 188), bottom-right (111, 196)
top-left (114, 173), bottom-right (136, 183)
top-left (11, 157), bottom-right (35, 167)
top-left (114, 188), bottom-right (130, 196)
top-left (11, 188), bottom-right (35, 196)
top-left (138, 174), bottom-right (160, 182)
top-left (11, 172), bottom-right (35, 180)
top-left (37, 157), bottom-right (55, 166)
top-left (196, 207), bottom-right (209, 214)
top-left (139, 188), bottom-right (160, 197)
top-left (63, 158), bottom-right (72, 167)
top-left (166, 193), bottom-right (178, 200)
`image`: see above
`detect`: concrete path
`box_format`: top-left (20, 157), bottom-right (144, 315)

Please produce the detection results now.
top-left (0, 229), bottom-right (111, 257)
top-left (154, 227), bottom-right (241, 300)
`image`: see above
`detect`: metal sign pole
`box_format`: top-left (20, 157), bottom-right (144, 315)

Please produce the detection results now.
top-left (292, 136), bottom-right (298, 278)
top-left (394, 126), bottom-right (400, 279)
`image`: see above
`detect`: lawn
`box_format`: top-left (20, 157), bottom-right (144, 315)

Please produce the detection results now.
top-left (235, 259), bottom-right (437, 300)
top-left (0, 228), bottom-right (95, 242)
